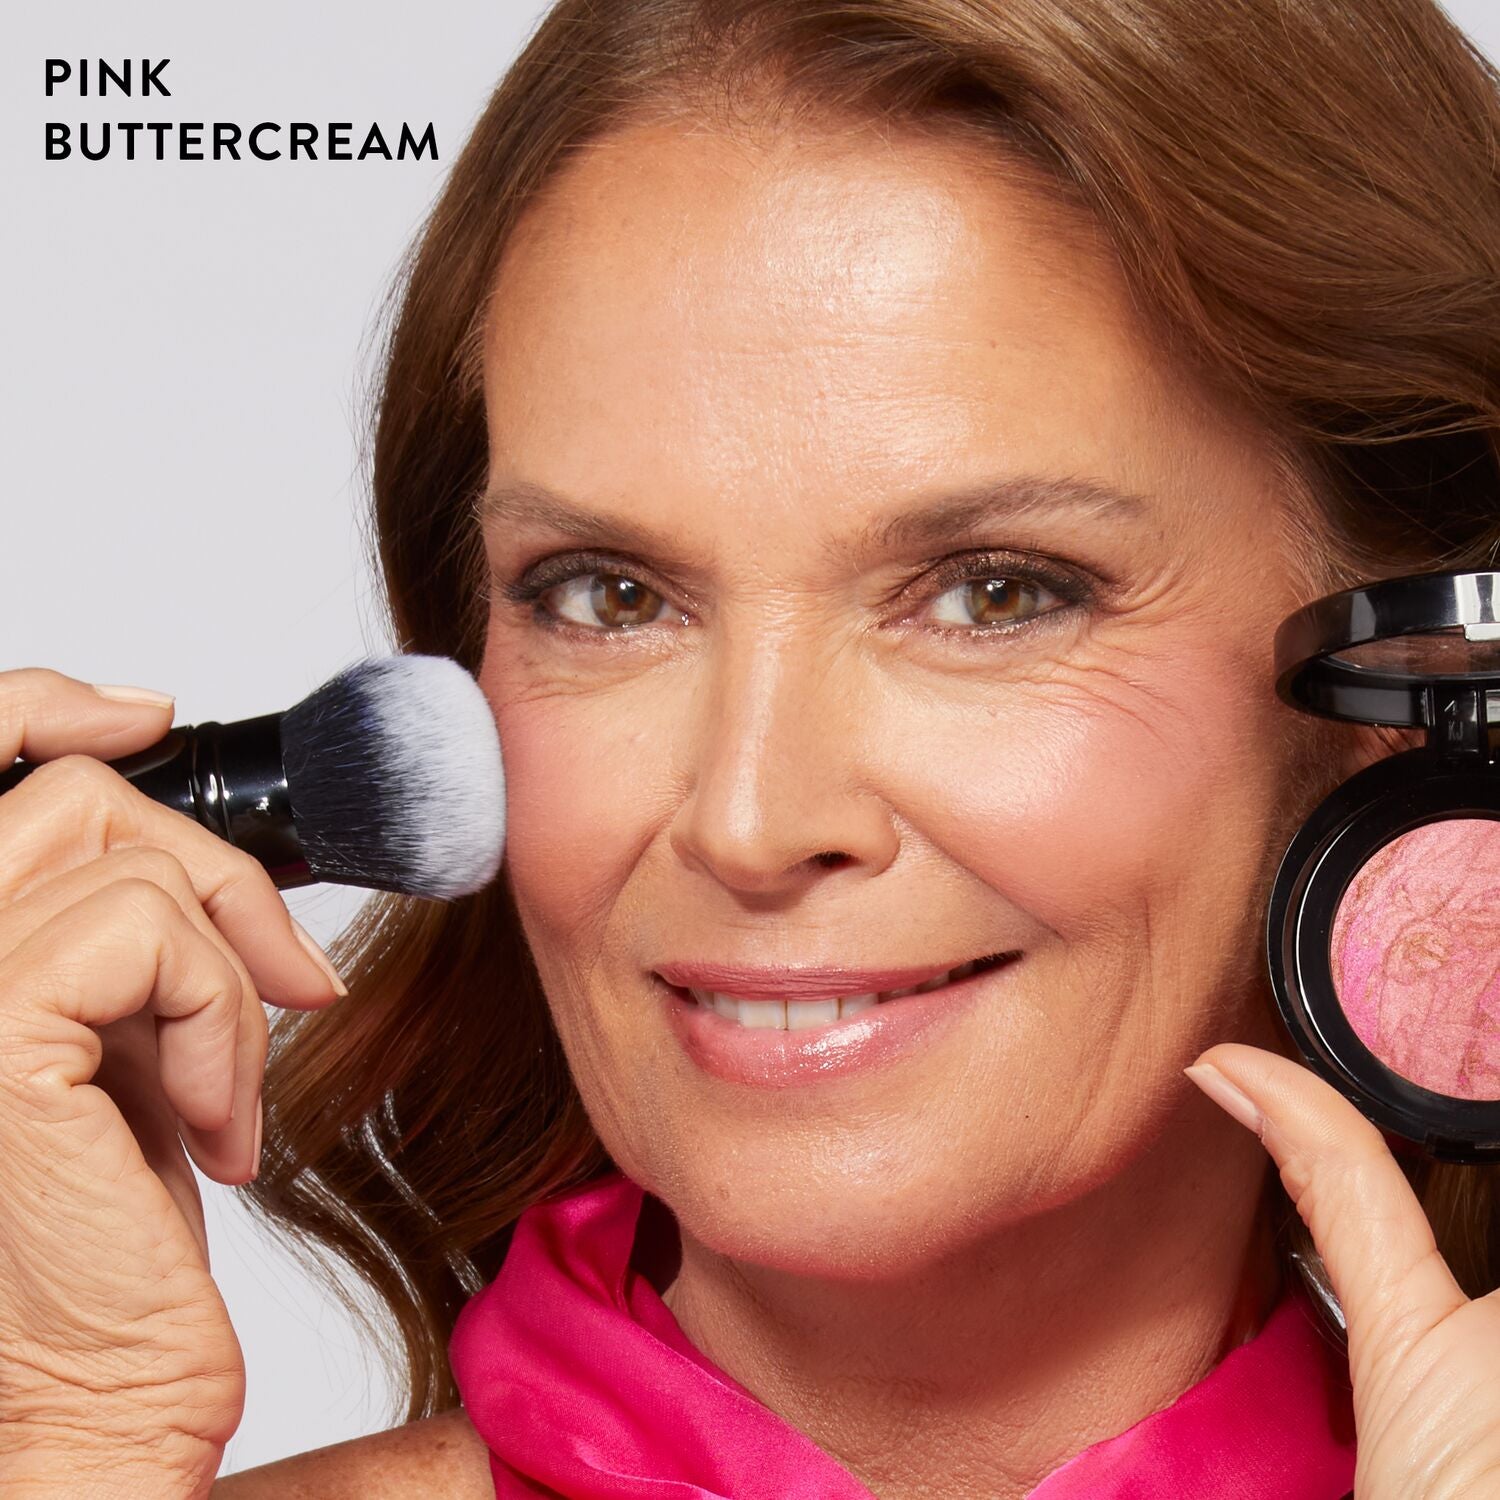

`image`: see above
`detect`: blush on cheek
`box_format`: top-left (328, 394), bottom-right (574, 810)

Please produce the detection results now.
top-left (924, 686), bottom-right (1250, 940)
top-left (481, 684), bottom-right (660, 941)
top-left (1331, 818), bottom-right (1500, 1100)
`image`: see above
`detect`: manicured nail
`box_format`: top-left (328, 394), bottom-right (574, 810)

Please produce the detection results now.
top-left (1185, 1063), bottom-right (1264, 1135)
top-left (92, 683), bottom-right (175, 707)
top-left (289, 916), bottom-right (348, 995)
top-left (250, 1096), bottom-right (263, 1181)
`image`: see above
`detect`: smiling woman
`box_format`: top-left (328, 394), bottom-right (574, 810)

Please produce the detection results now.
top-left (224, 2), bottom-right (1500, 1498)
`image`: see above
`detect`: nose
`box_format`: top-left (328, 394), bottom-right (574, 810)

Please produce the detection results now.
top-left (666, 632), bottom-right (900, 896)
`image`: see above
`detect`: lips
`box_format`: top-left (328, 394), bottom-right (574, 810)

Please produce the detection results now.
top-left (659, 951), bottom-right (1021, 1088)
top-left (653, 951), bottom-right (1012, 1002)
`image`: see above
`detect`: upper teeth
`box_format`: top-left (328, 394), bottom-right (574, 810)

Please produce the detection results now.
top-left (687, 959), bottom-right (985, 1030)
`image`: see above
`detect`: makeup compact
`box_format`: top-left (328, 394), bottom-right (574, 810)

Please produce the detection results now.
top-left (1267, 569), bottom-right (1500, 1162)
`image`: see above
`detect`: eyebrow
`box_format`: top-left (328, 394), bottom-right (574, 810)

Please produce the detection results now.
top-left (475, 473), bottom-right (1151, 564)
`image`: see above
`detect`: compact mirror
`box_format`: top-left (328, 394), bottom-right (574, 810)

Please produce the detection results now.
top-left (1267, 570), bottom-right (1500, 1161)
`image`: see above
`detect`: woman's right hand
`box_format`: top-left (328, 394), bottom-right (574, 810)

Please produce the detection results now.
top-left (0, 669), bottom-right (348, 1496)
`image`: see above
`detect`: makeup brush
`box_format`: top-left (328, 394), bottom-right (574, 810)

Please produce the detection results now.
top-left (0, 655), bottom-right (506, 900)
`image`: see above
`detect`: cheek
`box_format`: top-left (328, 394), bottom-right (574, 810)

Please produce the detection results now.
top-left (480, 676), bottom-right (655, 951)
top-left (477, 653), bottom-right (663, 1130)
top-left (884, 640), bottom-right (1287, 956)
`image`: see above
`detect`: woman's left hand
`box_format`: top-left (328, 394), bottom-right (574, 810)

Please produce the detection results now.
top-left (1187, 1043), bottom-right (1500, 1500)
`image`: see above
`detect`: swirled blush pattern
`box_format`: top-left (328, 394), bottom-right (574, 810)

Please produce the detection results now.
top-left (1330, 818), bottom-right (1500, 1100)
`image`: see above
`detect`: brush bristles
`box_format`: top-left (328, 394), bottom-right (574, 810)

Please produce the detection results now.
top-left (280, 655), bottom-right (505, 899)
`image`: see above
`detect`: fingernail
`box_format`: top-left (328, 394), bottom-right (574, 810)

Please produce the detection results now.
top-left (1185, 1063), bottom-right (1264, 1135)
top-left (250, 1096), bottom-right (263, 1181)
top-left (289, 915), bottom-right (348, 996)
top-left (92, 683), bottom-right (175, 708)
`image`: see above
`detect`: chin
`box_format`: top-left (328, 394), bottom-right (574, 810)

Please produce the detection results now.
top-left (624, 1124), bottom-right (1043, 1282)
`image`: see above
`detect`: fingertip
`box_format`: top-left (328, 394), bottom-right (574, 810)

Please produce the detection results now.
top-left (91, 683), bottom-right (176, 709)
top-left (1185, 1061), bottom-right (1265, 1136)
top-left (1189, 1044), bottom-right (1304, 1112)
top-left (1192, 1040), bottom-right (1276, 1076)
top-left (288, 916), bottom-right (349, 998)
top-left (1, 674), bottom-right (179, 766)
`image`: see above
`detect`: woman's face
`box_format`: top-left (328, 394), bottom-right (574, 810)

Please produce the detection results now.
top-left (476, 113), bottom-right (1327, 1274)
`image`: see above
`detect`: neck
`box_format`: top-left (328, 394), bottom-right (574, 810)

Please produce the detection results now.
top-left (659, 1104), bottom-right (1281, 1500)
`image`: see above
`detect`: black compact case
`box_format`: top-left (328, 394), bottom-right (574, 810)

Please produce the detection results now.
top-left (1266, 569), bottom-right (1500, 1162)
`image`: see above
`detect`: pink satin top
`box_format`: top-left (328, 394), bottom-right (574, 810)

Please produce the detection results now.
top-left (449, 1171), bottom-right (1357, 1498)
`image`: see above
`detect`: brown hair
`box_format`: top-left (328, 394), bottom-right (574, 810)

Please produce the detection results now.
top-left (241, 0), bottom-right (1500, 1421)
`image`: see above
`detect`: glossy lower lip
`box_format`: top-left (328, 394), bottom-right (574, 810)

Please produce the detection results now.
top-left (660, 954), bottom-right (1021, 1089)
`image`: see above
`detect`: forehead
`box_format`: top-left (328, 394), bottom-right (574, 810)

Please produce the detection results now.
top-left (479, 116), bottom-right (1245, 538)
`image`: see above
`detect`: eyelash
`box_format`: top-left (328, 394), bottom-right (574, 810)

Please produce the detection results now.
top-left (492, 549), bottom-right (1092, 644)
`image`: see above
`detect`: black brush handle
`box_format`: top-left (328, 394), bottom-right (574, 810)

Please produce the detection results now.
top-left (0, 714), bottom-right (314, 890)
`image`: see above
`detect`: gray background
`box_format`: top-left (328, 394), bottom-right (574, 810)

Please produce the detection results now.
top-left (1, 0), bottom-right (1496, 1477)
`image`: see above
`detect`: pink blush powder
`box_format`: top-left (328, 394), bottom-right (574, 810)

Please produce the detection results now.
top-left (1330, 818), bottom-right (1500, 1100)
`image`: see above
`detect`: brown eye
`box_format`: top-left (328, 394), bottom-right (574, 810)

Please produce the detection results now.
top-left (929, 575), bottom-right (1060, 631)
top-left (545, 571), bottom-right (668, 629)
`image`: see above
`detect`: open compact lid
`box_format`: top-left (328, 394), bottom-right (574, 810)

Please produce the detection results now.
top-left (1273, 570), bottom-right (1500, 754)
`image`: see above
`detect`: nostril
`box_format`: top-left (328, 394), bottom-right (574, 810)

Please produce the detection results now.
top-left (811, 851), bottom-right (849, 869)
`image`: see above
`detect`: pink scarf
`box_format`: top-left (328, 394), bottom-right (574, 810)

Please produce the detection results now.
top-left (450, 1171), bottom-right (1356, 1498)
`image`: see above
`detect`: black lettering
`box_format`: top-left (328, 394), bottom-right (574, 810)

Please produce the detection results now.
top-left (99, 59), bottom-right (129, 96)
top-left (328, 122), bottom-right (351, 160)
top-left (120, 122), bottom-right (142, 160)
top-left (214, 122), bottom-right (242, 160)
top-left (44, 60), bottom-right (70, 96)
top-left (79, 122), bottom-right (108, 161)
top-left (249, 122), bottom-right (281, 160)
top-left (180, 123), bottom-right (203, 159)
top-left (142, 58), bottom-right (170, 96)
top-left (289, 122), bottom-right (317, 159)
top-left (146, 121), bottom-right (168, 159)
top-left (399, 122), bottom-right (437, 161)
top-left (358, 122), bottom-right (390, 161)
top-left (44, 122), bottom-right (69, 159)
